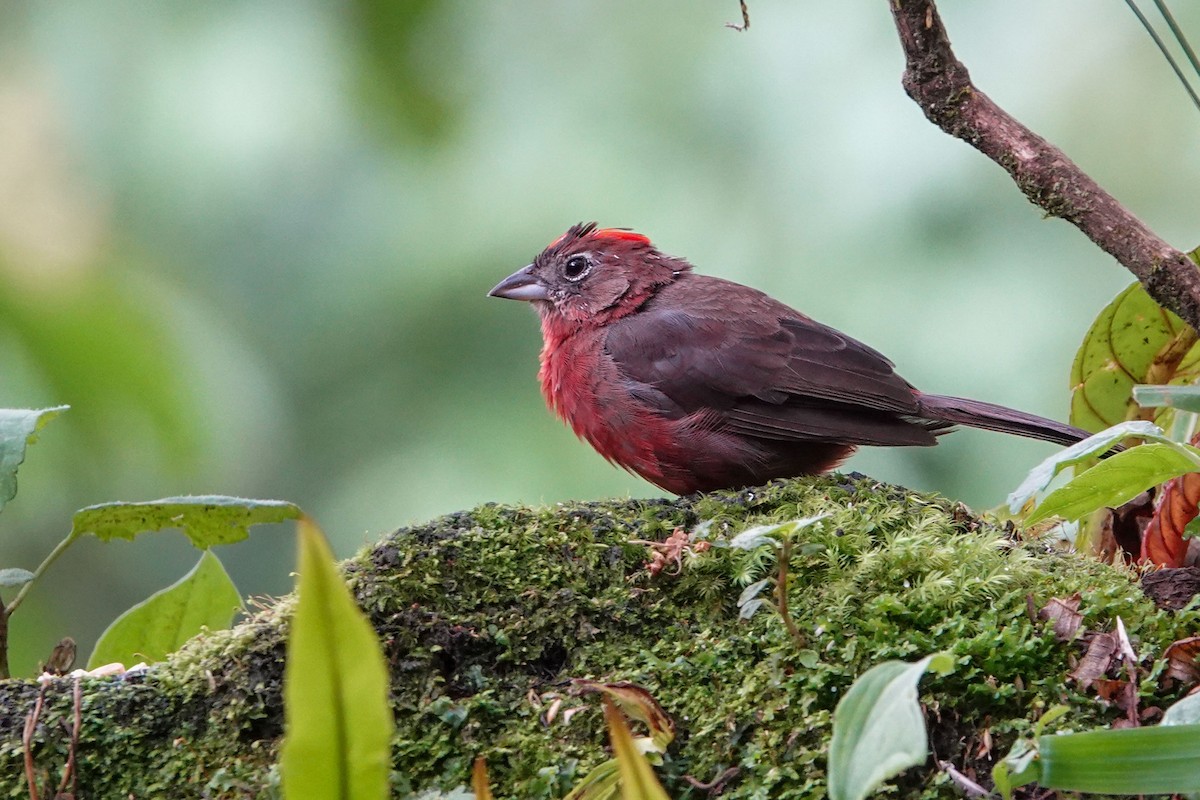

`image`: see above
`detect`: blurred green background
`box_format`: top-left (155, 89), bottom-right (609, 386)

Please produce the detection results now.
top-left (0, 1), bottom-right (1195, 674)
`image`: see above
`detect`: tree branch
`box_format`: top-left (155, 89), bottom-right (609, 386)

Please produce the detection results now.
top-left (889, 0), bottom-right (1200, 331)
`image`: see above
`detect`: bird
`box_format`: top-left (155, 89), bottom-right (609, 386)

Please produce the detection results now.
top-left (489, 222), bottom-right (1097, 495)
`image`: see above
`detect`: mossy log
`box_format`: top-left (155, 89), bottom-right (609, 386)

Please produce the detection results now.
top-left (0, 476), bottom-right (1194, 799)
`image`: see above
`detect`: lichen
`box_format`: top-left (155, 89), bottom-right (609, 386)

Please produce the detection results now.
top-left (0, 475), bottom-right (1193, 799)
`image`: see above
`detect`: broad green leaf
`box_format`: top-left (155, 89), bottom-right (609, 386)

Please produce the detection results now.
top-left (827, 653), bottom-right (955, 800)
top-left (1027, 442), bottom-right (1200, 524)
top-left (728, 514), bottom-right (828, 550)
top-left (1007, 420), bottom-right (1164, 513)
top-left (0, 406), bottom-right (68, 514)
top-left (737, 579), bottom-right (770, 609)
top-left (281, 518), bottom-right (393, 800)
top-left (87, 550), bottom-right (241, 668)
top-left (71, 495), bottom-right (302, 548)
top-left (1070, 282), bottom-right (1200, 432)
top-left (1133, 383), bottom-right (1200, 413)
top-left (605, 699), bottom-right (671, 800)
top-left (1040, 724), bottom-right (1200, 793)
top-left (1162, 692), bottom-right (1200, 726)
top-left (0, 568), bottom-right (34, 588)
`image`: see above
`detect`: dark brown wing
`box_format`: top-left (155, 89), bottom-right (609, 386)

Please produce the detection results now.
top-left (603, 275), bottom-right (946, 446)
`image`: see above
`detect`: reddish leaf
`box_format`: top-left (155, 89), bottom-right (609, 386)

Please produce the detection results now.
top-left (1142, 438), bottom-right (1200, 567)
top-left (1094, 678), bottom-right (1128, 703)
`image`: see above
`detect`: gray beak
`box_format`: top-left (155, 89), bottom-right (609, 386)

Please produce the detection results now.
top-left (488, 264), bottom-right (550, 302)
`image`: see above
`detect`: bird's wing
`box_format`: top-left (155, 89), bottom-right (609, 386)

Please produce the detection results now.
top-left (603, 276), bottom-right (939, 445)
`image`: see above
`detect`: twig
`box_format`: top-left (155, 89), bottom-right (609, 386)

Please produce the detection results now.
top-left (7, 534), bottom-right (77, 617)
top-left (684, 766), bottom-right (741, 793)
top-left (937, 760), bottom-right (990, 797)
top-left (775, 538), bottom-right (805, 648)
top-left (23, 683), bottom-right (45, 800)
top-left (889, 0), bottom-right (1200, 332)
top-left (726, 0), bottom-right (749, 32)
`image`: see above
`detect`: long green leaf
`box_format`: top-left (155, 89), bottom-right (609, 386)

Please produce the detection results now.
top-left (827, 653), bottom-right (955, 800)
top-left (0, 406), bottom-right (68, 514)
top-left (1040, 724), bottom-right (1200, 793)
top-left (280, 518), bottom-right (393, 800)
top-left (1133, 383), bottom-right (1200, 413)
top-left (1007, 420), bottom-right (1163, 513)
top-left (87, 550), bottom-right (241, 668)
top-left (71, 495), bottom-right (302, 548)
top-left (605, 699), bottom-right (671, 800)
top-left (1026, 442), bottom-right (1200, 524)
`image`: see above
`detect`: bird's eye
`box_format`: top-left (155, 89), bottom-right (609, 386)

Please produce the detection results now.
top-left (563, 255), bottom-right (590, 281)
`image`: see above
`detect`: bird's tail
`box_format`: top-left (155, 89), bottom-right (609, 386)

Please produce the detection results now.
top-left (916, 393), bottom-right (1095, 449)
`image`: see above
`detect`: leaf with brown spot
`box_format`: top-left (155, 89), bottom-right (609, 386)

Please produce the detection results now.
top-left (1164, 636), bottom-right (1200, 684)
top-left (1071, 632), bottom-right (1118, 688)
top-left (1070, 282), bottom-right (1200, 433)
top-left (1039, 593), bottom-right (1083, 641)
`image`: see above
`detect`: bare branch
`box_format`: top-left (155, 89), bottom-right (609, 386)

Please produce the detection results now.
top-left (889, 0), bottom-right (1200, 331)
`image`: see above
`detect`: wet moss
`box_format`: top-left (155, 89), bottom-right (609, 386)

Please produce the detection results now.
top-left (0, 475), bottom-right (1191, 799)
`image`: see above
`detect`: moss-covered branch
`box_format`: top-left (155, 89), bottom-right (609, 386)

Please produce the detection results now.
top-left (0, 476), bottom-right (1193, 799)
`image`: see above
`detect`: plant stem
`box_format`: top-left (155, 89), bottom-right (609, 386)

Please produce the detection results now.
top-left (0, 595), bottom-right (8, 680)
top-left (6, 533), bottom-right (76, 617)
top-left (775, 537), bottom-right (805, 648)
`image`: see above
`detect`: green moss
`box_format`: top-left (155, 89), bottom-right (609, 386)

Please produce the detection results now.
top-left (0, 475), bottom-right (1191, 798)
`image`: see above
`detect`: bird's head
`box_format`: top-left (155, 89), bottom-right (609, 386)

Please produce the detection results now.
top-left (489, 223), bottom-right (688, 327)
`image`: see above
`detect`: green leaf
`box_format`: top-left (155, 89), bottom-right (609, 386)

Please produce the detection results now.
top-left (737, 578), bottom-right (770, 620)
top-left (728, 514), bottom-right (828, 550)
top-left (991, 740), bottom-right (1038, 800)
top-left (87, 550), bottom-right (241, 668)
top-left (564, 761), bottom-right (619, 800)
top-left (604, 699), bottom-right (671, 800)
top-left (280, 518), bottom-right (393, 800)
top-left (1007, 420), bottom-right (1163, 513)
top-left (0, 568), bottom-right (34, 588)
top-left (1162, 692), bottom-right (1200, 726)
top-left (0, 406), bottom-right (68, 514)
top-left (1134, 383), bottom-right (1200, 413)
top-left (1026, 442), bottom-right (1200, 524)
top-left (70, 495), bottom-right (302, 548)
top-left (1040, 724), bottom-right (1200, 793)
top-left (1070, 282), bottom-right (1200, 432)
top-left (827, 653), bottom-right (955, 800)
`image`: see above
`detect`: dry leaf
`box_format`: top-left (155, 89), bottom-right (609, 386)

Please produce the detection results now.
top-left (1164, 636), bottom-right (1200, 684)
top-left (1038, 593), bottom-right (1083, 641)
top-left (1071, 632), bottom-right (1117, 688)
